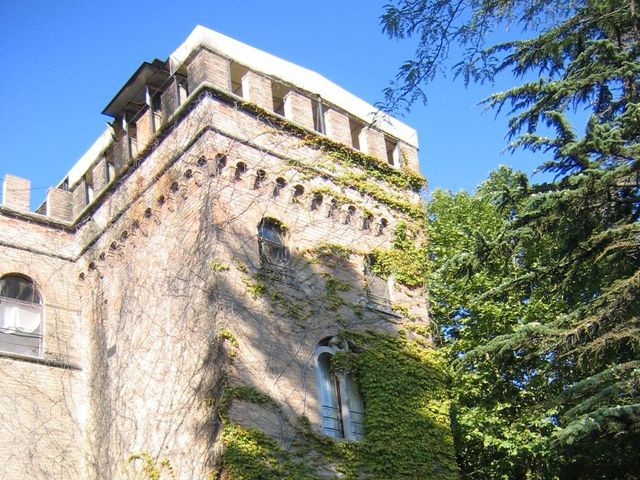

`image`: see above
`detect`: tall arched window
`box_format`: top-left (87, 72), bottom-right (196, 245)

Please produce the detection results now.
top-left (0, 274), bottom-right (43, 357)
top-left (257, 218), bottom-right (290, 267)
top-left (315, 336), bottom-right (365, 440)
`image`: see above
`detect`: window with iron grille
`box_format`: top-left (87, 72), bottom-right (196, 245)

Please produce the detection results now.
top-left (315, 336), bottom-right (365, 441)
top-left (257, 218), bottom-right (290, 267)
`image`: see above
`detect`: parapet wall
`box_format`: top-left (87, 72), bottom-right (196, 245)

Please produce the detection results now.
top-left (2, 27), bottom-right (421, 226)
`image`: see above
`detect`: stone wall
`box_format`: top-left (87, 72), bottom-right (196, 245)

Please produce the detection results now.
top-left (0, 44), bottom-right (429, 480)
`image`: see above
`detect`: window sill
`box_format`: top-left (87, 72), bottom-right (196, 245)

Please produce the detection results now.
top-left (364, 299), bottom-right (402, 318)
top-left (0, 350), bottom-right (82, 370)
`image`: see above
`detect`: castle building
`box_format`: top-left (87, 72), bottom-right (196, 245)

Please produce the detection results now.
top-left (0, 26), bottom-right (457, 479)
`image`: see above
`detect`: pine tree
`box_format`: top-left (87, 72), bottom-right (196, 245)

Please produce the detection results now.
top-left (385, 0), bottom-right (640, 477)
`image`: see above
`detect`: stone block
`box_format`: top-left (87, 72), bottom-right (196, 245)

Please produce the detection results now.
top-left (92, 157), bottom-right (109, 193)
top-left (46, 188), bottom-right (73, 222)
top-left (161, 78), bottom-right (179, 119)
top-left (135, 109), bottom-right (154, 152)
top-left (113, 133), bottom-right (131, 173)
top-left (400, 143), bottom-right (420, 172)
top-left (324, 109), bottom-right (352, 146)
top-left (241, 70), bottom-right (274, 111)
top-left (359, 127), bottom-right (387, 163)
top-left (2, 175), bottom-right (30, 211)
top-left (284, 91), bottom-right (314, 130)
top-left (72, 179), bottom-right (87, 218)
top-left (187, 48), bottom-right (231, 94)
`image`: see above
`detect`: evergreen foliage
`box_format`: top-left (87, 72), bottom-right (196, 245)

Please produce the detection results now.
top-left (382, 0), bottom-right (640, 477)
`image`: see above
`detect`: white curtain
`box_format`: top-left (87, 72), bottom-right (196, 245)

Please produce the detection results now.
top-left (0, 299), bottom-right (42, 333)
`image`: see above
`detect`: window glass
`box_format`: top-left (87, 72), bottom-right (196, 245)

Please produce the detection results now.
top-left (0, 275), bottom-right (43, 357)
top-left (0, 275), bottom-right (41, 304)
top-left (258, 218), bottom-right (290, 266)
top-left (318, 352), bottom-right (344, 438)
top-left (315, 337), bottom-right (365, 440)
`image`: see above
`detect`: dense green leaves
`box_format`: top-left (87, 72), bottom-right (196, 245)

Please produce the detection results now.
top-left (383, 0), bottom-right (640, 477)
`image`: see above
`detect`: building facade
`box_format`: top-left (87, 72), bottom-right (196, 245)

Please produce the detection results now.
top-left (0, 26), bottom-right (457, 479)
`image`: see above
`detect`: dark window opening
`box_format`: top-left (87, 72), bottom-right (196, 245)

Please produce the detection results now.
top-left (214, 154), bottom-right (227, 176)
top-left (273, 177), bottom-right (287, 197)
top-left (327, 198), bottom-right (338, 218)
top-left (349, 118), bottom-right (364, 151)
top-left (234, 162), bottom-right (247, 181)
top-left (311, 192), bottom-right (323, 210)
top-left (312, 97), bottom-right (326, 134)
top-left (292, 184), bottom-right (304, 203)
top-left (384, 136), bottom-right (399, 166)
top-left (344, 205), bottom-right (357, 225)
top-left (254, 170), bottom-right (266, 189)
top-left (258, 218), bottom-right (290, 267)
top-left (362, 213), bottom-right (373, 230)
top-left (271, 81), bottom-right (289, 116)
top-left (376, 218), bottom-right (389, 236)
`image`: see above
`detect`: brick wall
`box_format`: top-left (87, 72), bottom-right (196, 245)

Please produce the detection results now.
top-left (1, 83), bottom-right (427, 479)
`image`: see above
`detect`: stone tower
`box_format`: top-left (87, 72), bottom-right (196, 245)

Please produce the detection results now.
top-left (0, 26), bottom-right (457, 479)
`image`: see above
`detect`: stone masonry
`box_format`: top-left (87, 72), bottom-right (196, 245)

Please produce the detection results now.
top-left (0, 26), bottom-right (434, 480)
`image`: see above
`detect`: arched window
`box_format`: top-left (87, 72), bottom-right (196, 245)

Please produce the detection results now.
top-left (214, 154), bottom-right (227, 175)
top-left (234, 162), bottom-right (247, 181)
top-left (254, 169), bottom-right (266, 189)
top-left (327, 198), bottom-right (338, 218)
top-left (258, 218), bottom-right (290, 267)
top-left (364, 255), bottom-right (393, 312)
top-left (376, 218), bottom-right (389, 236)
top-left (273, 177), bottom-right (287, 197)
top-left (315, 336), bottom-right (365, 440)
top-left (0, 274), bottom-right (43, 357)
top-left (362, 213), bottom-right (373, 231)
top-left (343, 205), bottom-right (357, 225)
top-left (292, 184), bottom-right (304, 203)
top-left (310, 192), bottom-right (323, 211)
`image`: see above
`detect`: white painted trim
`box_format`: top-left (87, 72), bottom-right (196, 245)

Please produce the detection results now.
top-left (170, 26), bottom-right (419, 148)
top-left (62, 126), bottom-right (114, 189)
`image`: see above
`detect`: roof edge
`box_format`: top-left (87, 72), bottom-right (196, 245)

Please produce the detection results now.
top-left (169, 25), bottom-right (419, 148)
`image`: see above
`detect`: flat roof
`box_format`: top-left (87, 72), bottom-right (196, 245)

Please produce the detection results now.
top-left (170, 26), bottom-right (419, 148)
top-left (60, 26), bottom-right (419, 189)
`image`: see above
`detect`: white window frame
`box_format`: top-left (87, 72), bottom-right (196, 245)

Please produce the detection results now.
top-left (0, 275), bottom-right (44, 358)
top-left (314, 337), bottom-right (365, 441)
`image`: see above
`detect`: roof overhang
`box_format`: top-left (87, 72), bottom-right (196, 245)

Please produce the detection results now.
top-left (102, 59), bottom-right (170, 118)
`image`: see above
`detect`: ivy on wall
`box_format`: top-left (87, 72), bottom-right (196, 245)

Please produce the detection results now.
top-left (219, 329), bottom-right (459, 480)
top-left (369, 221), bottom-right (429, 288)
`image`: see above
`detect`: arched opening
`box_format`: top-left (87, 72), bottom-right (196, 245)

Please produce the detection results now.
top-left (215, 154), bottom-right (227, 175)
top-left (362, 213), bottom-right (373, 230)
top-left (344, 205), bottom-right (357, 225)
top-left (0, 274), bottom-right (43, 357)
top-left (292, 184), bottom-right (304, 203)
top-left (315, 336), bottom-right (365, 440)
top-left (234, 162), bottom-right (247, 181)
top-left (310, 192), bottom-right (323, 211)
top-left (273, 177), bottom-right (287, 197)
top-left (376, 218), bottom-right (389, 236)
top-left (327, 198), bottom-right (338, 218)
top-left (254, 169), bottom-right (267, 189)
top-left (257, 218), bottom-right (290, 267)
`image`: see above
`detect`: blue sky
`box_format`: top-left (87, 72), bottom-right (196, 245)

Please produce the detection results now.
top-left (0, 0), bottom-right (547, 208)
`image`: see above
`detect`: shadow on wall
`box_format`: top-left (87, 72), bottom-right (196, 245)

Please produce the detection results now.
top-left (79, 142), bottom-right (455, 480)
